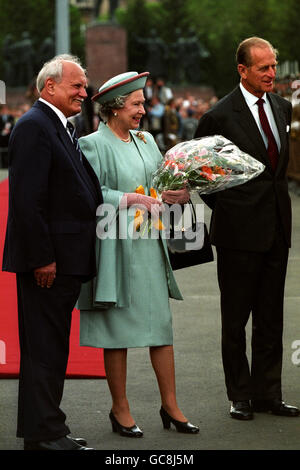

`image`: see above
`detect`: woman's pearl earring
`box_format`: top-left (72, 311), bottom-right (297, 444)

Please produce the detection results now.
top-left (114, 112), bottom-right (118, 117)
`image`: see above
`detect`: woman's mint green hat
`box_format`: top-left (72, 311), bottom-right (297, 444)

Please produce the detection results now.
top-left (92, 71), bottom-right (149, 104)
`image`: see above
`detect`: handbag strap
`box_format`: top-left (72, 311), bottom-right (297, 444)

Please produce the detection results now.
top-left (169, 199), bottom-right (197, 237)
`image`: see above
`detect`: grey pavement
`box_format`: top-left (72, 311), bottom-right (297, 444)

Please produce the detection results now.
top-left (0, 168), bottom-right (299, 453)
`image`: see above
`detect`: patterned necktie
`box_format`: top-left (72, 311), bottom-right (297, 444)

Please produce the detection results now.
top-left (66, 121), bottom-right (82, 163)
top-left (256, 98), bottom-right (279, 171)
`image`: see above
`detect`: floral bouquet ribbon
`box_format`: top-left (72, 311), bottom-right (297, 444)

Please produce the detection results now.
top-left (152, 135), bottom-right (265, 194)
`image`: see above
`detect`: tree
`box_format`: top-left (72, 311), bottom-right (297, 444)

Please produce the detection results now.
top-left (117, 0), bottom-right (300, 96)
top-left (0, 0), bottom-right (84, 86)
top-left (117, 0), bottom-right (151, 72)
top-left (280, 0), bottom-right (300, 64)
top-left (159, 0), bottom-right (189, 44)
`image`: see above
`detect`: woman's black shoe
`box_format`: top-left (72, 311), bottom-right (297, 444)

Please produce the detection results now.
top-left (160, 407), bottom-right (199, 434)
top-left (109, 411), bottom-right (143, 438)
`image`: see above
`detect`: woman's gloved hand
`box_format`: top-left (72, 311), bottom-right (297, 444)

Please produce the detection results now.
top-left (120, 193), bottom-right (163, 219)
top-left (161, 187), bottom-right (190, 205)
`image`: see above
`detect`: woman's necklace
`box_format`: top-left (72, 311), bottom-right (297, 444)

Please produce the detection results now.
top-left (107, 124), bottom-right (131, 143)
top-left (120, 135), bottom-right (131, 143)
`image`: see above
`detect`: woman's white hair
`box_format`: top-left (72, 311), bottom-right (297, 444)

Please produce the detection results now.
top-left (99, 94), bottom-right (130, 121)
top-left (36, 54), bottom-right (85, 93)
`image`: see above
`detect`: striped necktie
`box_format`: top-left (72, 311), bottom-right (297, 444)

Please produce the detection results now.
top-left (66, 121), bottom-right (82, 163)
top-left (256, 98), bottom-right (279, 171)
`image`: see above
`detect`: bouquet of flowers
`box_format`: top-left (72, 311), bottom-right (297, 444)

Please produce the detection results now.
top-left (152, 135), bottom-right (265, 194)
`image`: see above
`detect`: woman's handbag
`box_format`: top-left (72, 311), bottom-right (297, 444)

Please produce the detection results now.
top-left (167, 200), bottom-right (214, 270)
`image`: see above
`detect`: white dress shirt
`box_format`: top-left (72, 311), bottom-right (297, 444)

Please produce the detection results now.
top-left (239, 82), bottom-right (281, 152)
top-left (38, 98), bottom-right (73, 141)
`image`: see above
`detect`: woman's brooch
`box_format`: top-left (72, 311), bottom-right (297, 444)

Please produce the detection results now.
top-left (136, 131), bottom-right (147, 143)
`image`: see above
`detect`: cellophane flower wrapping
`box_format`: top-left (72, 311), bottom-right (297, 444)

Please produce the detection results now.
top-left (152, 135), bottom-right (265, 194)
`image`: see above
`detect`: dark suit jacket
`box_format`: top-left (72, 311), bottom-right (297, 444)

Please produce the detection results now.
top-left (194, 86), bottom-right (292, 252)
top-left (2, 100), bottom-right (103, 278)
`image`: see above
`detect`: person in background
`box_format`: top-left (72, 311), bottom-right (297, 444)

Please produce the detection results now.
top-left (163, 98), bottom-right (181, 150)
top-left (156, 77), bottom-right (173, 105)
top-left (181, 108), bottom-right (199, 142)
top-left (147, 95), bottom-right (165, 138)
top-left (0, 105), bottom-right (14, 145)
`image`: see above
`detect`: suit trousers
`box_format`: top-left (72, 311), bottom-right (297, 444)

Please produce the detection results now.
top-left (16, 273), bottom-right (82, 441)
top-left (216, 224), bottom-right (289, 401)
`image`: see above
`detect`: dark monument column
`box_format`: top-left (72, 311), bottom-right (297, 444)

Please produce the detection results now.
top-left (85, 23), bottom-right (127, 88)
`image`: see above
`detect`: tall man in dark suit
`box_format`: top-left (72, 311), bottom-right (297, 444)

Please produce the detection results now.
top-left (195, 37), bottom-right (299, 420)
top-left (2, 55), bottom-right (103, 449)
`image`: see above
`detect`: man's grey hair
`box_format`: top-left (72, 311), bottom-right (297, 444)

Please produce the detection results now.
top-left (99, 94), bottom-right (130, 121)
top-left (36, 54), bottom-right (85, 93)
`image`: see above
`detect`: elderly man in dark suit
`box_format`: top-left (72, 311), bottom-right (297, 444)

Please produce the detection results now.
top-left (195, 37), bottom-right (299, 420)
top-left (2, 55), bottom-right (103, 450)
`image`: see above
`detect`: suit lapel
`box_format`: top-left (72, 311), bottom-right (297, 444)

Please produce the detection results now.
top-left (231, 88), bottom-right (289, 174)
top-left (57, 126), bottom-right (100, 202)
top-left (231, 88), bottom-right (273, 170)
top-left (267, 93), bottom-right (287, 174)
top-left (34, 101), bottom-right (100, 203)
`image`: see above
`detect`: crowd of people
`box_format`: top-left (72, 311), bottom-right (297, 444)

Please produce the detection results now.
top-left (2, 73), bottom-right (300, 168)
top-left (140, 77), bottom-right (219, 151)
top-left (0, 79), bottom-right (218, 166)
top-left (0, 103), bottom-right (30, 166)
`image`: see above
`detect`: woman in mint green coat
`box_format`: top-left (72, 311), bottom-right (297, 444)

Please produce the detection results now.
top-left (78, 72), bottom-right (199, 437)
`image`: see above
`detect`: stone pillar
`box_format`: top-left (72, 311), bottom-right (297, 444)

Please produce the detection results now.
top-left (85, 23), bottom-right (127, 89)
top-left (55, 0), bottom-right (70, 54)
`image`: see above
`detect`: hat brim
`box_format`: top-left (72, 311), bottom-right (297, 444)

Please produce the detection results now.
top-left (92, 72), bottom-right (150, 103)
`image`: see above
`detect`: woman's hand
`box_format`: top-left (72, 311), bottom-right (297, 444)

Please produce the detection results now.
top-left (161, 187), bottom-right (190, 205)
top-left (120, 193), bottom-right (164, 219)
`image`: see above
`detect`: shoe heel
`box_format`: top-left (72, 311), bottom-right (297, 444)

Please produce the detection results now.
top-left (111, 422), bottom-right (117, 433)
top-left (160, 406), bottom-right (199, 434)
top-left (109, 410), bottom-right (143, 437)
top-left (160, 407), bottom-right (171, 429)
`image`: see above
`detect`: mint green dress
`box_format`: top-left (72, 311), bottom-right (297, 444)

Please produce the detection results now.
top-left (77, 122), bottom-right (182, 349)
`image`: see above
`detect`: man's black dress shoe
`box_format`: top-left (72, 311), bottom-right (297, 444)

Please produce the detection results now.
top-left (252, 399), bottom-right (299, 417)
top-left (230, 401), bottom-right (253, 420)
top-left (67, 435), bottom-right (87, 446)
top-left (24, 436), bottom-right (94, 450)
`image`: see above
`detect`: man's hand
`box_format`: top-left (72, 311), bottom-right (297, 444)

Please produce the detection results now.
top-left (161, 187), bottom-right (190, 205)
top-left (34, 262), bottom-right (57, 288)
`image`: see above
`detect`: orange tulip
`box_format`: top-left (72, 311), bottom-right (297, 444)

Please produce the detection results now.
top-left (133, 185), bottom-right (164, 231)
top-left (135, 185), bottom-right (145, 195)
top-left (150, 187), bottom-right (165, 230)
top-left (150, 187), bottom-right (157, 198)
top-left (134, 186), bottom-right (145, 230)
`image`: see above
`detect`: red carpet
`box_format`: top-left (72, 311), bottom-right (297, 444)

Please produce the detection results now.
top-left (0, 179), bottom-right (105, 378)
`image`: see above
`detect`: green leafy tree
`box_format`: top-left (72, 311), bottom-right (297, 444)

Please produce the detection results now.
top-left (0, 0), bottom-right (84, 85)
top-left (279, 0), bottom-right (300, 63)
top-left (117, 0), bottom-right (152, 72)
top-left (118, 0), bottom-right (299, 96)
top-left (185, 0), bottom-right (241, 95)
top-left (159, 0), bottom-right (189, 44)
